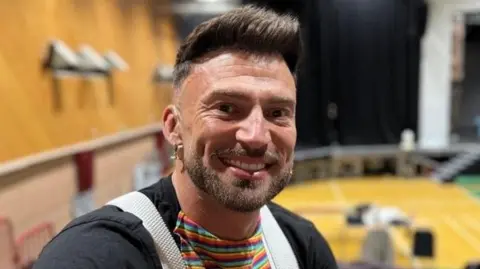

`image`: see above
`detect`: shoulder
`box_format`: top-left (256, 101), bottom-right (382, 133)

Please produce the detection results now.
top-left (267, 202), bottom-right (338, 269)
top-left (34, 205), bottom-right (161, 269)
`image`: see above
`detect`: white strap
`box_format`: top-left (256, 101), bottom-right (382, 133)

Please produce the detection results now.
top-left (106, 192), bottom-right (185, 269)
top-left (260, 206), bottom-right (300, 269)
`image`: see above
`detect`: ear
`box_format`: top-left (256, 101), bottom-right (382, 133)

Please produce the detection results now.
top-left (162, 104), bottom-right (182, 146)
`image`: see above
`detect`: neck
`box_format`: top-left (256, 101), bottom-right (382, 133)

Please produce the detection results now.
top-left (171, 165), bottom-right (260, 241)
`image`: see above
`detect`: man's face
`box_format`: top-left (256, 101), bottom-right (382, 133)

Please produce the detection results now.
top-left (176, 51), bottom-right (296, 212)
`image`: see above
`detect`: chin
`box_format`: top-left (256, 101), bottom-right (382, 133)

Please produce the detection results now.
top-left (221, 185), bottom-right (273, 212)
top-left (205, 169), bottom-right (288, 213)
top-left (231, 175), bottom-right (270, 189)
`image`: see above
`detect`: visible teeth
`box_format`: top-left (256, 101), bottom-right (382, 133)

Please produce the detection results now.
top-left (224, 159), bottom-right (265, 171)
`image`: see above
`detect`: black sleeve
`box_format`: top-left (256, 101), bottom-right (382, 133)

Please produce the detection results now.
top-left (33, 217), bottom-right (160, 269)
top-left (307, 223), bottom-right (338, 269)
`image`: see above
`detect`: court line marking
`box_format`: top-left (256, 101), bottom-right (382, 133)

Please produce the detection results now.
top-left (442, 215), bottom-right (480, 253)
top-left (390, 200), bottom-right (474, 206)
top-left (457, 185), bottom-right (480, 207)
top-left (328, 180), bottom-right (346, 202)
top-left (460, 215), bottom-right (480, 234)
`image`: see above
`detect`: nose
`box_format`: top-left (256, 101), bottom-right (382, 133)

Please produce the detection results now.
top-left (236, 108), bottom-right (271, 152)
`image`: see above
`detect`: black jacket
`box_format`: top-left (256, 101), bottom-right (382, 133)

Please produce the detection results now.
top-left (33, 176), bottom-right (338, 269)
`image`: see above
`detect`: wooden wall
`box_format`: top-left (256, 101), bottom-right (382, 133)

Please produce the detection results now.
top-left (0, 0), bottom-right (178, 162)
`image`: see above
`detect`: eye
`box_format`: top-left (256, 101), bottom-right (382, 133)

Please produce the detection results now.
top-left (218, 103), bottom-right (235, 114)
top-left (270, 109), bottom-right (290, 118)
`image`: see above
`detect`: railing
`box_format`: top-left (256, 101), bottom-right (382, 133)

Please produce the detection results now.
top-left (294, 143), bottom-right (480, 162)
top-left (0, 124), bottom-right (162, 177)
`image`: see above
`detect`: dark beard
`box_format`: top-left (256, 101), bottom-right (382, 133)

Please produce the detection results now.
top-left (184, 154), bottom-right (292, 212)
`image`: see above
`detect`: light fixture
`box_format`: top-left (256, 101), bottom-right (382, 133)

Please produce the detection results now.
top-left (104, 51), bottom-right (129, 72)
top-left (43, 41), bottom-right (129, 109)
top-left (42, 40), bottom-right (80, 72)
top-left (77, 45), bottom-right (110, 73)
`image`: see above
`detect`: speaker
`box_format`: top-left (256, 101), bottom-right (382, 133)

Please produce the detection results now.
top-left (413, 228), bottom-right (434, 257)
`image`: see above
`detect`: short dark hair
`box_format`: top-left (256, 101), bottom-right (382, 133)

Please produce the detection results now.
top-left (172, 5), bottom-right (301, 89)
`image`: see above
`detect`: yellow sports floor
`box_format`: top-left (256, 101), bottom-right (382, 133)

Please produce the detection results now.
top-left (273, 177), bottom-right (480, 269)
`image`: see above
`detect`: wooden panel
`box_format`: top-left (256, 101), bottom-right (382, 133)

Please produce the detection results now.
top-left (0, 0), bottom-right (178, 162)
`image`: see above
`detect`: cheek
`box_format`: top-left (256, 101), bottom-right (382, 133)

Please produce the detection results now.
top-left (195, 120), bottom-right (236, 159)
top-left (272, 128), bottom-right (296, 160)
top-left (183, 122), bottom-right (207, 159)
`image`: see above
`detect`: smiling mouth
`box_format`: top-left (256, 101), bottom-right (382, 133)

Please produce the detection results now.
top-left (219, 158), bottom-right (273, 172)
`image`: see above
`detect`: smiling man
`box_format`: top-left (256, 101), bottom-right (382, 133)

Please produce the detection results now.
top-left (33, 5), bottom-right (337, 269)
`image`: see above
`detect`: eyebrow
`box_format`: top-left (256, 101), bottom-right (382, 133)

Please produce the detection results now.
top-left (203, 88), bottom-right (296, 106)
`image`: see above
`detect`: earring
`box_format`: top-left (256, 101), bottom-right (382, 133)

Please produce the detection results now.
top-left (171, 144), bottom-right (184, 160)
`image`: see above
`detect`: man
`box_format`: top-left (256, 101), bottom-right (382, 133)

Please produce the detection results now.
top-left (33, 5), bottom-right (337, 269)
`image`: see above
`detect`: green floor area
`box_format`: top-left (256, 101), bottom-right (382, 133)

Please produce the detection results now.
top-left (456, 175), bottom-right (480, 199)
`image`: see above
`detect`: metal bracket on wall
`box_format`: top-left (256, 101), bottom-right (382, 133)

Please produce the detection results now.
top-left (42, 40), bottom-right (129, 110)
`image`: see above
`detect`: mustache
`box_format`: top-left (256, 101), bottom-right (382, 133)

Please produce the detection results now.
top-left (213, 148), bottom-right (280, 163)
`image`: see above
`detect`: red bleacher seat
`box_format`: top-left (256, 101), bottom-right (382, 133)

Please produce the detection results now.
top-left (15, 222), bottom-right (54, 269)
top-left (0, 217), bottom-right (18, 269)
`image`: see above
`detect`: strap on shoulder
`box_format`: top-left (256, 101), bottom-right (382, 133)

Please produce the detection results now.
top-left (260, 205), bottom-right (300, 269)
top-left (106, 192), bottom-right (185, 269)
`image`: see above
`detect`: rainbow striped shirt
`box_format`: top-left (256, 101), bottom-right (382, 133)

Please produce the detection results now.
top-left (173, 211), bottom-right (271, 269)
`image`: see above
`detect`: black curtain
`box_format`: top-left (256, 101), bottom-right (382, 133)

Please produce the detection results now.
top-left (321, 0), bottom-right (426, 146)
top-left (296, 0), bottom-right (339, 148)
top-left (332, 0), bottom-right (422, 145)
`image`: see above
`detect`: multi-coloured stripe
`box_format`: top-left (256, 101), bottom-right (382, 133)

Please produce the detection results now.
top-left (174, 211), bottom-right (271, 269)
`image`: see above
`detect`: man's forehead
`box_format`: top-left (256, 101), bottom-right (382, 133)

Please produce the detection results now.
top-left (196, 52), bottom-right (289, 74)
top-left (181, 51), bottom-right (296, 94)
